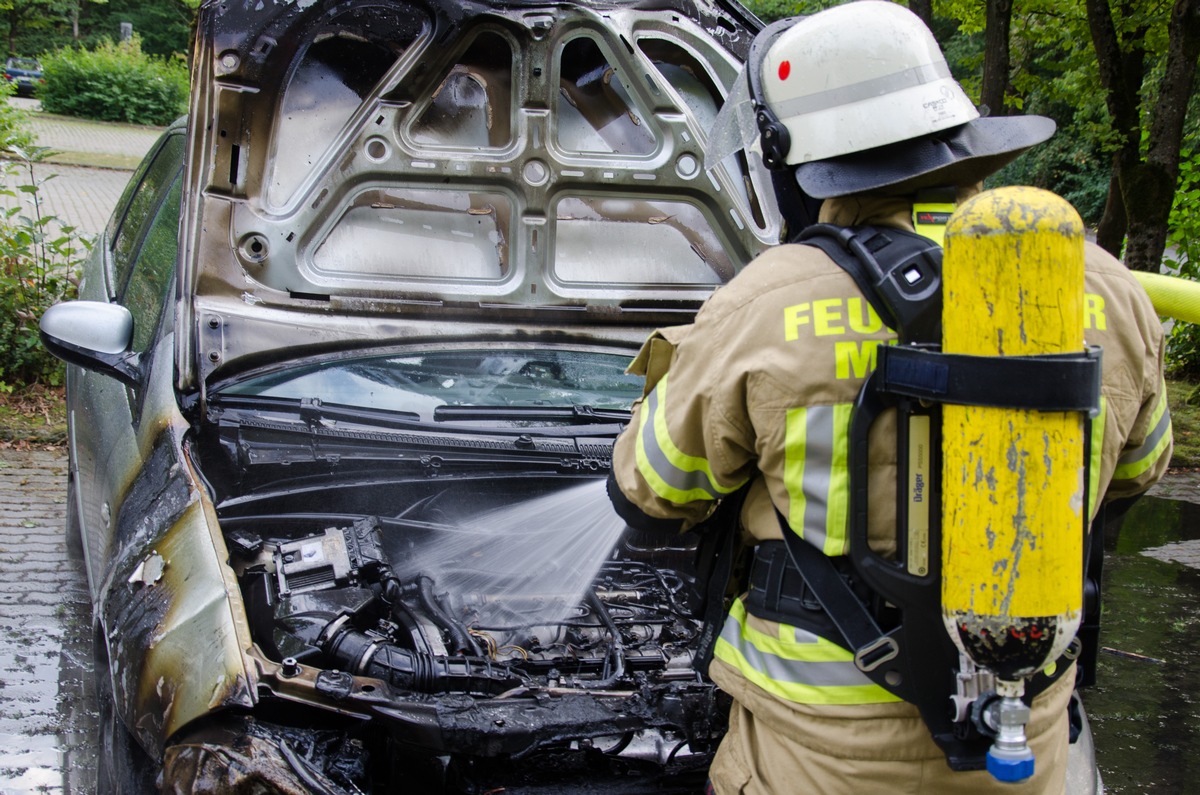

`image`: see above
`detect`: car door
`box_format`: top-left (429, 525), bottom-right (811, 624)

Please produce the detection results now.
top-left (68, 127), bottom-right (185, 598)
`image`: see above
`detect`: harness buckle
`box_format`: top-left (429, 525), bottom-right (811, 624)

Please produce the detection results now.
top-left (855, 636), bottom-right (899, 672)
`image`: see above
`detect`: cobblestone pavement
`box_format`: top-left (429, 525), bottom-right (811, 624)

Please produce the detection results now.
top-left (22, 113), bottom-right (163, 160)
top-left (1, 162), bottom-right (137, 237)
top-left (0, 449), bottom-right (95, 795)
top-left (0, 99), bottom-right (162, 237)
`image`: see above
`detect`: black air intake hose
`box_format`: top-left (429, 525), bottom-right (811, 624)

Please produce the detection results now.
top-left (418, 575), bottom-right (483, 657)
top-left (324, 626), bottom-right (522, 696)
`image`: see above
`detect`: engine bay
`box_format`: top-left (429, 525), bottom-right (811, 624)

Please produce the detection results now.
top-left (203, 442), bottom-right (731, 789)
top-left (228, 503), bottom-right (705, 697)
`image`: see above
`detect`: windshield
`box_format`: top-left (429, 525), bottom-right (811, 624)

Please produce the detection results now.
top-left (219, 348), bottom-right (644, 419)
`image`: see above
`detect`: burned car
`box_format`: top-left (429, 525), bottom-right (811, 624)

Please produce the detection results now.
top-left (39, 0), bottom-right (782, 791)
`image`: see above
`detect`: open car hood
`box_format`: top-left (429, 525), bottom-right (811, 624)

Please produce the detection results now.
top-left (179, 0), bottom-right (776, 394)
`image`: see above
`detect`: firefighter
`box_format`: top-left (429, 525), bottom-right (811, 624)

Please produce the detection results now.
top-left (605, 2), bottom-right (1172, 793)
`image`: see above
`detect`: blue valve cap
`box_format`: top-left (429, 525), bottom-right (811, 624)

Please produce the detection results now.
top-left (986, 748), bottom-right (1035, 783)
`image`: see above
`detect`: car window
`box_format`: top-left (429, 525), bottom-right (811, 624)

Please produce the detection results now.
top-left (110, 133), bottom-right (185, 296)
top-left (121, 175), bottom-right (182, 353)
top-left (220, 348), bottom-right (644, 418)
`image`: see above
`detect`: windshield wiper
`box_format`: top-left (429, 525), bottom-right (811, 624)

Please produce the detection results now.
top-left (432, 404), bottom-right (631, 424)
top-left (211, 394), bottom-right (422, 428)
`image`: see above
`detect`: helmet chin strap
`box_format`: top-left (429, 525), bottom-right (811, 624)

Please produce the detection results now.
top-left (775, 169), bottom-right (823, 243)
top-left (746, 16), bottom-right (802, 172)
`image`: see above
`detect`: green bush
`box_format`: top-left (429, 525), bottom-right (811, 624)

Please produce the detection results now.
top-left (1163, 151), bottom-right (1200, 378)
top-left (38, 36), bottom-right (189, 126)
top-left (0, 148), bottom-right (92, 389)
top-left (0, 81), bottom-right (34, 152)
top-left (0, 100), bottom-right (88, 390)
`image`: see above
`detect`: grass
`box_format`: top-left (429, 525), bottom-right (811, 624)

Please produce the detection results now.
top-left (40, 150), bottom-right (145, 170)
top-left (0, 385), bottom-right (66, 446)
top-left (1166, 377), bottom-right (1200, 468)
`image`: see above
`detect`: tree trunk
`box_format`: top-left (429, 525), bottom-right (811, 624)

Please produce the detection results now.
top-left (1124, 0), bottom-right (1200, 270)
top-left (1088, 0), bottom-right (1200, 269)
top-left (909, 0), bottom-right (934, 30)
top-left (1095, 160), bottom-right (1127, 257)
top-left (981, 0), bottom-right (1014, 115)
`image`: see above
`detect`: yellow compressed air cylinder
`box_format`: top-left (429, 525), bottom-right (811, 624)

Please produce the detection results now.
top-left (941, 186), bottom-right (1085, 680)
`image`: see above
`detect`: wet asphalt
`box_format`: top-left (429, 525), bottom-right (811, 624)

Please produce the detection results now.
top-left (1, 105), bottom-right (1199, 794)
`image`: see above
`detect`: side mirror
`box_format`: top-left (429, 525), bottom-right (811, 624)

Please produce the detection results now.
top-left (39, 301), bottom-right (142, 385)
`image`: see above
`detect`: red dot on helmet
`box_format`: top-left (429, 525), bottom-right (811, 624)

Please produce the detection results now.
top-left (779, 61), bottom-right (791, 81)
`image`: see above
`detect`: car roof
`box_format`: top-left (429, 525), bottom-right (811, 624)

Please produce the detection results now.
top-left (179, 0), bottom-right (777, 394)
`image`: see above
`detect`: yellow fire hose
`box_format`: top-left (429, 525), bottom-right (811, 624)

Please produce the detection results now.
top-left (1133, 270), bottom-right (1200, 325)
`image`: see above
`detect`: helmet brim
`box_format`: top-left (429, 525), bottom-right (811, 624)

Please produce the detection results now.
top-left (793, 115), bottom-right (1056, 199)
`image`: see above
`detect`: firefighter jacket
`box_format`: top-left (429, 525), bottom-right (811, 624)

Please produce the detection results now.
top-left (608, 195), bottom-right (1172, 776)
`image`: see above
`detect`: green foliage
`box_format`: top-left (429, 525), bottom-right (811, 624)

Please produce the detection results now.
top-left (38, 36), bottom-right (188, 126)
top-left (1, 1), bottom-right (196, 60)
top-left (0, 147), bottom-right (92, 389)
top-left (0, 80), bottom-right (34, 151)
top-left (1163, 152), bottom-right (1200, 378)
top-left (79, 0), bottom-right (197, 58)
top-left (741, 0), bottom-right (839, 23)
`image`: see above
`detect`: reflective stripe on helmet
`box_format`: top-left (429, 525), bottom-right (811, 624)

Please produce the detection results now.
top-left (771, 60), bottom-right (953, 120)
top-left (634, 373), bottom-right (746, 504)
top-left (713, 599), bottom-right (899, 705)
top-left (783, 403), bottom-right (853, 556)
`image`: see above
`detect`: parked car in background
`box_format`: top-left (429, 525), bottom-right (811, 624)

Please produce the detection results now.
top-left (4, 56), bottom-right (42, 96)
top-left (38, 0), bottom-right (778, 792)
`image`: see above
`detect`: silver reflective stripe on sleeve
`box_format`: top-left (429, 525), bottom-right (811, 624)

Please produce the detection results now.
top-left (784, 404), bottom-right (852, 556)
top-left (1114, 386), bottom-right (1172, 480)
top-left (635, 374), bottom-right (745, 504)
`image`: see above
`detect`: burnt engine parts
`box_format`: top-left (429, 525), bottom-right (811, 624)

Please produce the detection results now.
top-left (232, 516), bottom-right (703, 695)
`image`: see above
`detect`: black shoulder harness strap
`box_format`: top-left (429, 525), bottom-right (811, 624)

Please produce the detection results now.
top-left (776, 224), bottom-right (1103, 771)
top-left (796, 223), bottom-right (943, 342)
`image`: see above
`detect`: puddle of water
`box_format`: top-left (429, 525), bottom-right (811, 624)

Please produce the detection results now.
top-left (1085, 496), bottom-right (1200, 792)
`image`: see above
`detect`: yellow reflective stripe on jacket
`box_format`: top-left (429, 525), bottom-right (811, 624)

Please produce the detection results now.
top-left (634, 373), bottom-right (746, 504)
top-left (713, 599), bottom-right (899, 705)
top-left (1113, 381), bottom-right (1172, 481)
top-left (783, 403), bottom-right (853, 556)
top-left (1087, 397), bottom-right (1108, 519)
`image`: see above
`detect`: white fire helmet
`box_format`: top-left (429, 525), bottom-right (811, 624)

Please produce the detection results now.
top-left (760, 1), bottom-right (978, 165)
top-left (705, 1), bottom-right (1055, 199)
